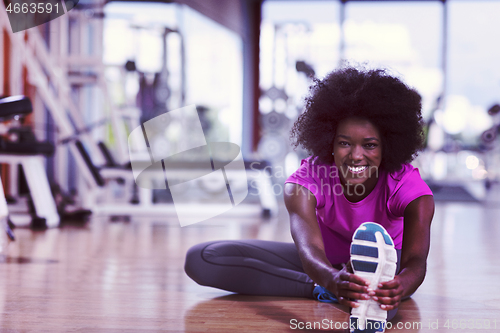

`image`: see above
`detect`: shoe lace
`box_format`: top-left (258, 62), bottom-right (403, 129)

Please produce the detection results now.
top-left (313, 285), bottom-right (338, 303)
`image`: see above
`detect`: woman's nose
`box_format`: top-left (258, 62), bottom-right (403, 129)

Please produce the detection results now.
top-left (350, 145), bottom-right (363, 161)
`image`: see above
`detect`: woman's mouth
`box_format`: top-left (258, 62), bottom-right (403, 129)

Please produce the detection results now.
top-left (346, 165), bottom-right (368, 174)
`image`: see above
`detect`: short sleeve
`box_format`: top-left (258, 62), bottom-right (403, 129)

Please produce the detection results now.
top-left (388, 168), bottom-right (433, 217)
top-left (285, 158), bottom-right (328, 209)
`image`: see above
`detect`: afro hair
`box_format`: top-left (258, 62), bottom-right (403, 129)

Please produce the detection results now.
top-left (290, 66), bottom-right (425, 173)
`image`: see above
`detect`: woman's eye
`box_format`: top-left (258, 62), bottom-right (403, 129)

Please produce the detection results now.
top-left (339, 141), bottom-right (349, 146)
top-left (365, 143), bottom-right (378, 148)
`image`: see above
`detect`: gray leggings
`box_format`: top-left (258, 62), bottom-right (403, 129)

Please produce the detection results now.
top-left (184, 240), bottom-right (400, 320)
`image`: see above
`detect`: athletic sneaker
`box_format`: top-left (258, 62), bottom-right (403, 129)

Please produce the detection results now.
top-left (312, 284), bottom-right (338, 303)
top-left (349, 222), bottom-right (397, 333)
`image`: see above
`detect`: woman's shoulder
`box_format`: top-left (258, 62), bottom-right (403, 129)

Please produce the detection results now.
top-left (285, 156), bottom-right (335, 209)
top-left (385, 163), bottom-right (433, 216)
top-left (388, 163), bottom-right (418, 182)
top-left (382, 163), bottom-right (429, 197)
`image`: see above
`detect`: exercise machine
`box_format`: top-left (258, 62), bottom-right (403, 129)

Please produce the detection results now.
top-left (0, 95), bottom-right (59, 229)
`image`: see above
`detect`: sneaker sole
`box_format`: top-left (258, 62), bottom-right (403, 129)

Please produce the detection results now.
top-left (350, 222), bottom-right (397, 332)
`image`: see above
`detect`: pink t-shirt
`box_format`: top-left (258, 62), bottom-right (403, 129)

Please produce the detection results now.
top-left (285, 157), bottom-right (433, 266)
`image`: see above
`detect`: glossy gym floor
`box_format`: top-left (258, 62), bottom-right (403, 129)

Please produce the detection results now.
top-left (1, 193), bottom-right (500, 332)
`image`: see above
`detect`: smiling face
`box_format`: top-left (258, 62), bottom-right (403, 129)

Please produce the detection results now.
top-left (333, 117), bottom-right (382, 190)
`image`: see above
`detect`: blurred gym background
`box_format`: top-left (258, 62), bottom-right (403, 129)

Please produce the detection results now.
top-left (1, 0), bottom-right (499, 231)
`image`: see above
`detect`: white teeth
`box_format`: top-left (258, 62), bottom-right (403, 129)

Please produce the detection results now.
top-left (347, 165), bottom-right (367, 173)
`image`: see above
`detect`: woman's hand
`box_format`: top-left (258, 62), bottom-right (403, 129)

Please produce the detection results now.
top-left (331, 266), bottom-right (405, 311)
top-left (372, 276), bottom-right (405, 311)
top-left (327, 263), bottom-right (372, 308)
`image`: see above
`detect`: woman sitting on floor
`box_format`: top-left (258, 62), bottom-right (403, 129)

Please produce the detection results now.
top-left (185, 66), bottom-right (435, 333)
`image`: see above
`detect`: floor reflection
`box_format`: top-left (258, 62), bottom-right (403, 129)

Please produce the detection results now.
top-left (184, 294), bottom-right (350, 332)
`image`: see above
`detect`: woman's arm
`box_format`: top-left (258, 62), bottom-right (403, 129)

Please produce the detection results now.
top-left (284, 183), bottom-right (371, 308)
top-left (373, 195), bottom-right (435, 310)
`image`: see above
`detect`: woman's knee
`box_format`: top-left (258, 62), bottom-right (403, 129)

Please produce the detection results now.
top-left (184, 241), bottom-right (229, 286)
top-left (184, 241), bottom-right (210, 285)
